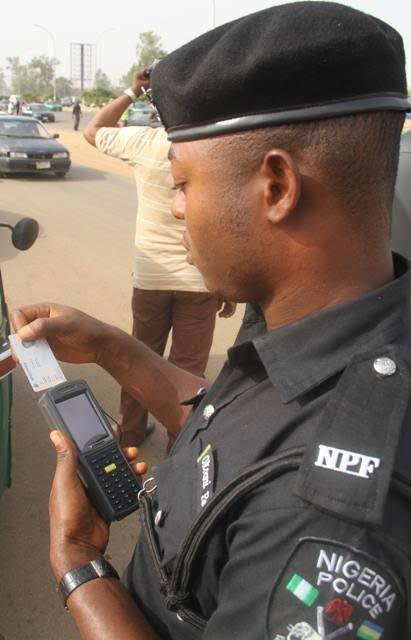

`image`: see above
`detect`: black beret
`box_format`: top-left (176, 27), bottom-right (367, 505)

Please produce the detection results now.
top-left (151, 1), bottom-right (411, 142)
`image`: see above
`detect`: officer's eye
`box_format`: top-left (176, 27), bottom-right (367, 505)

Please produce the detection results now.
top-left (172, 182), bottom-right (186, 193)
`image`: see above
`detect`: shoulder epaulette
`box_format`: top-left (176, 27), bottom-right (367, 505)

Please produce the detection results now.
top-left (294, 346), bottom-right (411, 524)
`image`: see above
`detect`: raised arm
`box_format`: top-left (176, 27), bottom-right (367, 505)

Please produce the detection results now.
top-left (83, 69), bottom-right (150, 147)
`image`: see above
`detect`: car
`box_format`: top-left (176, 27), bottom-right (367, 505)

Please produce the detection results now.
top-left (126, 101), bottom-right (160, 127)
top-left (22, 103), bottom-right (55, 123)
top-left (45, 101), bottom-right (63, 112)
top-left (0, 116), bottom-right (71, 177)
top-left (0, 216), bottom-right (39, 498)
top-left (61, 97), bottom-right (74, 107)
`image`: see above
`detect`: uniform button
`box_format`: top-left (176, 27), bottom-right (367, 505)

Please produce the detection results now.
top-left (373, 357), bottom-right (397, 377)
top-left (154, 509), bottom-right (166, 527)
top-left (202, 404), bottom-right (215, 420)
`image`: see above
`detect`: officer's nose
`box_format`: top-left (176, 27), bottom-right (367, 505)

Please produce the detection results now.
top-left (172, 191), bottom-right (186, 220)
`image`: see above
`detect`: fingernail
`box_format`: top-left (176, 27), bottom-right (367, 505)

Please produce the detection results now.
top-left (18, 328), bottom-right (30, 341)
top-left (50, 430), bottom-right (63, 447)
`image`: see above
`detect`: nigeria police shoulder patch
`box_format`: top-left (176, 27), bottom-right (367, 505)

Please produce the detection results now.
top-left (266, 538), bottom-right (404, 640)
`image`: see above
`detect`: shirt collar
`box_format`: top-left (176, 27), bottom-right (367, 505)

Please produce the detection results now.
top-left (229, 254), bottom-right (411, 404)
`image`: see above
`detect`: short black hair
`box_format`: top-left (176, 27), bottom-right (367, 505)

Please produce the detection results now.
top-left (209, 111), bottom-right (405, 226)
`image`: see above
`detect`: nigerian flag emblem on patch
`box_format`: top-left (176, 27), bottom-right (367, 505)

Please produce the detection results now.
top-left (286, 573), bottom-right (319, 607)
top-left (357, 620), bottom-right (384, 640)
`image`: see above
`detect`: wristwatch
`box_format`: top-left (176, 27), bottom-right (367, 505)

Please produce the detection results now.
top-left (58, 558), bottom-right (119, 609)
top-left (124, 87), bottom-right (138, 102)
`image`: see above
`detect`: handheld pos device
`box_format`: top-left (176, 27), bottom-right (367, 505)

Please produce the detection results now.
top-left (39, 379), bottom-right (141, 522)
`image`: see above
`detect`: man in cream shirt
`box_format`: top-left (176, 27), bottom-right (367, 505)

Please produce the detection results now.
top-left (84, 70), bottom-right (235, 447)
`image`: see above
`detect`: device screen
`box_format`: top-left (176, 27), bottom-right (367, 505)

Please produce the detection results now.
top-left (56, 392), bottom-right (108, 450)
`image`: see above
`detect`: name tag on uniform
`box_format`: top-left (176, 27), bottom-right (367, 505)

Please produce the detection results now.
top-left (197, 443), bottom-right (215, 510)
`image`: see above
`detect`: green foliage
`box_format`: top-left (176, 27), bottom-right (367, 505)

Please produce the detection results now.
top-left (22, 92), bottom-right (42, 102)
top-left (94, 69), bottom-right (112, 91)
top-left (6, 55), bottom-right (59, 99)
top-left (120, 64), bottom-right (139, 88)
top-left (136, 31), bottom-right (167, 67)
top-left (120, 31), bottom-right (167, 87)
top-left (83, 87), bottom-right (115, 106)
top-left (56, 76), bottom-right (74, 98)
top-left (0, 68), bottom-right (8, 95)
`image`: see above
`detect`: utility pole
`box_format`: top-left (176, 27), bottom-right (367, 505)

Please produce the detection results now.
top-left (80, 44), bottom-right (84, 98)
top-left (34, 23), bottom-right (57, 100)
top-left (70, 43), bottom-right (93, 100)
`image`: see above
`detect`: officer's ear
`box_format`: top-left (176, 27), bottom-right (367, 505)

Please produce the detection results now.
top-left (261, 149), bottom-right (301, 224)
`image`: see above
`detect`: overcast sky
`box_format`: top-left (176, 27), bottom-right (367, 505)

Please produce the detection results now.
top-left (2, 0), bottom-right (411, 88)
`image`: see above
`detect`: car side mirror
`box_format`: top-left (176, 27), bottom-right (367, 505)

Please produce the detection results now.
top-left (53, 133), bottom-right (59, 139)
top-left (12, 218), bottom-right (39, 251)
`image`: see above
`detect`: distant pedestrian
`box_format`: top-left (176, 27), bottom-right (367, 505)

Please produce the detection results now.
top-left (7, 96), bottom-right (15, 115)
top-left (72, 101), bottom-right (82, 130)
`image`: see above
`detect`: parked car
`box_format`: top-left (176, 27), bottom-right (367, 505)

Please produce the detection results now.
top-left (0, 217), bottom-right (39, 497)
top-left (22, 103), bottom-right (55, 123)
top-left (126, 101), bottom-right (159, 127)
top-left (45, 101), bottom-right (62, 112)
top-left (61, 97), bottom-right (73, 107)
top-left (0, 116), bottom-right (71, 177)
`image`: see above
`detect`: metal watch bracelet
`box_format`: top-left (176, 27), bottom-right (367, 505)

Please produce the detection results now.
top-left (58, 558), bottom-right (119, 609)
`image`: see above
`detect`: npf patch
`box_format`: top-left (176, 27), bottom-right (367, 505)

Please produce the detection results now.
top-left (266, 538), bottom-right (404, 640)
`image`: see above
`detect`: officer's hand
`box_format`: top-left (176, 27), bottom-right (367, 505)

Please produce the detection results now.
top-left (218, 299), bottom-right (237, 319)
top-left (10, 303), bottom-right (110, 365)
top-left (48, 430), bottom-right (148, 582)
top-left (131, 69), bottom-right (151, 96)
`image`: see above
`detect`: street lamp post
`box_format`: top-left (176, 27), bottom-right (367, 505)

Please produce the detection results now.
top-left (33, 23), bottom-right (57, 101)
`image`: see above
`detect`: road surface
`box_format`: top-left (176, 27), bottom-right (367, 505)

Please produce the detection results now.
top-left (0, 110), bottom-right (243, 640)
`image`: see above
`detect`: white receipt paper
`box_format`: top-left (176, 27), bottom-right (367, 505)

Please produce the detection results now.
top-left (9, 334), bottom-right (66, 392)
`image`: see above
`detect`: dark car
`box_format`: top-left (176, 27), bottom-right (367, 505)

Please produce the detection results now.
top-left (45, 101), bottom-right (62, 112)
top-left (0, 116), bottom-right (71, 177)
top-left (22, 103), bottom-right (55, 123)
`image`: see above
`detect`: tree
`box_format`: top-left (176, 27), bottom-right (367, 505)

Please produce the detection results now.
top-left (94, 69), bottom-right (112, 91)
top-left (29, 55), bottom-right (57, 97)
top-left (136, 31), bottom-right (167, 67)
top-left (56, 76), bottom-right (74, 98)
top-left (6, 55), bottom-right (59, 99)
top-left (0, 68), bottom-right (9, 96)
top-left (6, 56), bottom-right (29, 95)
top-left (83, 87), bottom-right (115, 107)
top-left (120, 31), bottom-right (167, 87)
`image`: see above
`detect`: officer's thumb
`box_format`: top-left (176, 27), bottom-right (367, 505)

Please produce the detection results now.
top-left (50, 430), bottom-right (77, 474)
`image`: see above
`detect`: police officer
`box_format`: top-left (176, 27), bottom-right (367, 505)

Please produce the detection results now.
top-left (11, 3), bottom-right (411, 639)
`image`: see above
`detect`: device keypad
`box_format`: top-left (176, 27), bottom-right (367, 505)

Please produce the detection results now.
top-left (87, 444), bottom-right (140, 513)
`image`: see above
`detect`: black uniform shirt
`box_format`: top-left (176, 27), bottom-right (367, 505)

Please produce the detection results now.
top-left (125, 255), bottom-right (411, 640)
